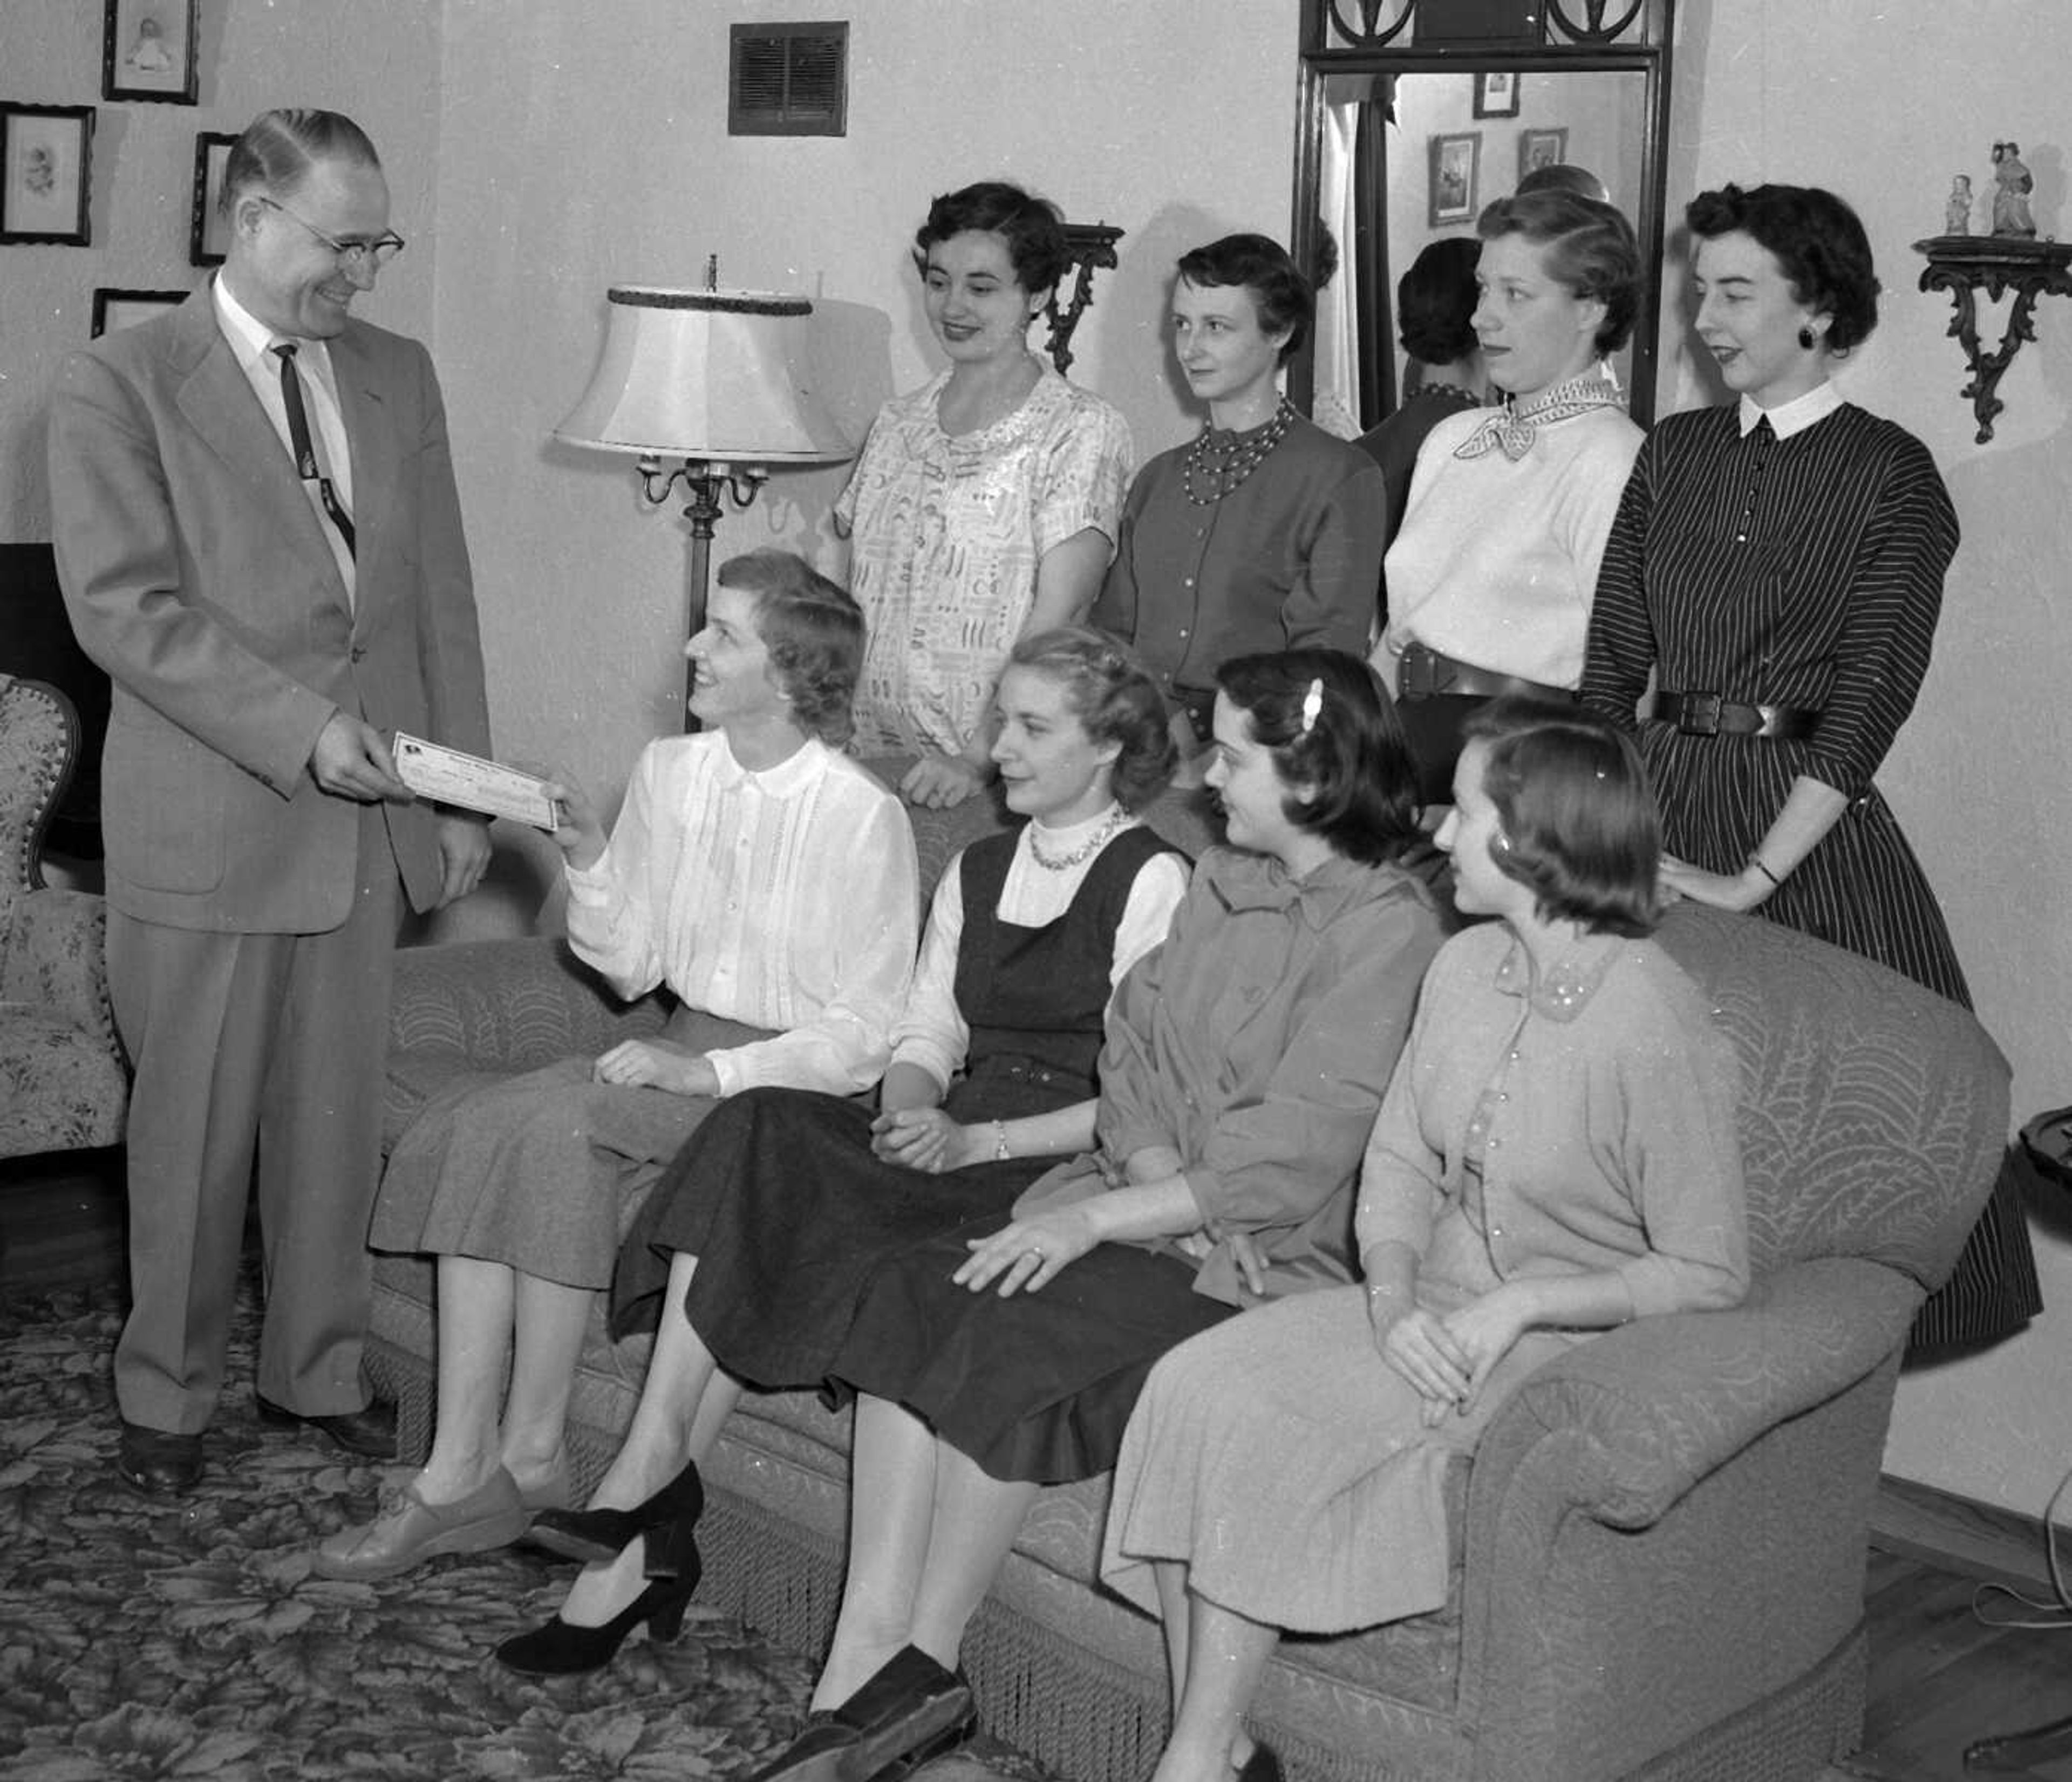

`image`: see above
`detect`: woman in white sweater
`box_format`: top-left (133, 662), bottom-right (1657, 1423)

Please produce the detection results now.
top-left (1371, 189), bottom-right (1645, 804)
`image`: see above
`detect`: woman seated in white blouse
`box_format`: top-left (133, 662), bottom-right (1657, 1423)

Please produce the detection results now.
top-left (1372, 189), bottom-right (1644, 805)
top-left (311, 548), bottom-right (920, 1581)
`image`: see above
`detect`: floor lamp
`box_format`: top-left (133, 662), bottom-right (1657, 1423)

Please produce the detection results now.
top-left (554, 283), bottom-right (851, 723)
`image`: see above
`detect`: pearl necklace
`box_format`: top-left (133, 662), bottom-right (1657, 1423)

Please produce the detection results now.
top-left (1182, 398), bottom-right (1297, 506)
top-left (1028, 805), bottom-right (1128, 872)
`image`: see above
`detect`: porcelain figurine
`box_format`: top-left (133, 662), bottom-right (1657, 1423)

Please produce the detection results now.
top-left (1944, 174), bottom-right (1973, 236)
top-left (1991, 142), bottom-right (2036, 238)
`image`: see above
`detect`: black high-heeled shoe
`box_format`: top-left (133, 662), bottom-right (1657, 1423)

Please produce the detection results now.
top-left (493, 1545), bottom-right (702, 1678)
top-left (526, 1457), bottom-right (703, 1573)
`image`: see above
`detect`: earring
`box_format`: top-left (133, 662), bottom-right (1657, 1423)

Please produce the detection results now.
top-left (1797, 325), bottom-right (1817, 350)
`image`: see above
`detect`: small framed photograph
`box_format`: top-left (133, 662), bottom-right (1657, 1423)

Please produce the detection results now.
top-left (103, 0), bottom-right (200, 105)
top-left (190, 131), bottom-right (237, 265)
top-left (1473, 71), bottom-right (1521, 119)
top-left (92, 287), bottom-right (187, 338)
top-left (1428, 131), bottom-right (1481, 229)
top-left (1519, 127), bottom-right (1571, 182)
top-left (0, 105), bottom-right (96, 246)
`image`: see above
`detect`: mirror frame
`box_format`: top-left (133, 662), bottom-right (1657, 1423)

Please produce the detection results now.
top-left (1290, 0), bottom-right (1676, 429)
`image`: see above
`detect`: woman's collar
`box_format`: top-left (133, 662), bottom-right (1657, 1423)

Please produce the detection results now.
top-left (1491, 926), bottom-right (1627, 1021)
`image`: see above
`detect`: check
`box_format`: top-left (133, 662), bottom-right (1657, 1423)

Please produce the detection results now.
top-left (393, 733), bottom-right (561, 831)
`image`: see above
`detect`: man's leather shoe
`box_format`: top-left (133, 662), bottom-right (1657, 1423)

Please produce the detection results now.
top-left (116, 1419), bottom-right (204, 1494)
top-left (255, 1393), bottom-right (398, 1459)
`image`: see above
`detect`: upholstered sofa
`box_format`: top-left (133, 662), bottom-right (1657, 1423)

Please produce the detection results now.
top-left (366, 779), bottom-right (2008, 1782)
top-left (0, 674), bottom-right (126, 1158)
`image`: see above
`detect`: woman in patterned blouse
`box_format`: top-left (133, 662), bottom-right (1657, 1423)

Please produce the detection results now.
top-left (837, 182), bottom-right (1133, 809)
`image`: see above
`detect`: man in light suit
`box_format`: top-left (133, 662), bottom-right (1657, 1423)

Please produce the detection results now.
top-left (49, 108), bottom-right (492, 1494)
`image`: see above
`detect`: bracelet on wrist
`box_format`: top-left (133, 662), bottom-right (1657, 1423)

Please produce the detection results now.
top-left (992, 1119), bottom-right (1011, 1163)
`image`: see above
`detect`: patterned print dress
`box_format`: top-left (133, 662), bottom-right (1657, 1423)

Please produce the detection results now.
top-left (1580, 400), bottom-right (2040, 1348)
top-left (836, 368), bottom-right (1132, 758)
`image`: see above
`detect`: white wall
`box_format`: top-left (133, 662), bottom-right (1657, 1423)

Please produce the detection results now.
top-left (0, 1), bottom-right (444, 538)
top-left (426, 0), bottom-right (1299, 928)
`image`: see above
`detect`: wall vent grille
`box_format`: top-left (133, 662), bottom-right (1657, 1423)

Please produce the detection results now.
top-left (730, 22), bottom-right (848, 136)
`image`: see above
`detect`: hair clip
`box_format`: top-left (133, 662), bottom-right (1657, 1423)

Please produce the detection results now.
top-left (1298, 677), bottom-right (1324, 736)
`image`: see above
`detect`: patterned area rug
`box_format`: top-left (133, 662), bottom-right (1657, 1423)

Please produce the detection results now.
top-left (0, 1279), bottom-right (1043, 1782)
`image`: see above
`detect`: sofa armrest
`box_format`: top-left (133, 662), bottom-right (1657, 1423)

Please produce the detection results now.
top-left (1469, 1257), bottom-right (1920, 1532)
top-left (388, 936), bottom-right (667, 1072)
top-left (3, 887), bottom-right (121, 1060)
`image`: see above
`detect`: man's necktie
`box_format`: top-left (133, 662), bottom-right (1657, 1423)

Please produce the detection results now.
top-left (271, 342), bottom-right (356, 559)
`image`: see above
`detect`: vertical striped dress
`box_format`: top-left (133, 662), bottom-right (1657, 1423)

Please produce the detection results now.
top-left (1580, 400), bottom-right (2040, 1349)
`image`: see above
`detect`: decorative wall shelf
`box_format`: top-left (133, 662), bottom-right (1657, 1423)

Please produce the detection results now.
top-left (1913, 235), bottom-right (2072, 443)
top-left (1046, 223), bottom-right (1123, 377)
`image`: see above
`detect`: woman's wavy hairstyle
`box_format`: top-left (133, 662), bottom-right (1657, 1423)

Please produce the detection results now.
top-left (1005, 627), bottom-right (1176, 812)
top-left (1475, 188), bottom-right (1643, 358)
top-left (718, 549), bottom-right (863, 746)
top-left (1463, 697), bottom-right (1661, 936)
top-left (1686, 182), bottom-right (1880, 353)
top-left (912, 181), bottom-right (1069, 298)
top-left (1215, 650), bottom-right (1420, 864)
top-left (1176, 234), bottom-right (1315, 364)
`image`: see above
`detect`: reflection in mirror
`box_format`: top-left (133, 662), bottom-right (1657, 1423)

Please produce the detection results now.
top-left (1313, 67), bottom-right (1652, 432)
top-left (1291, 0), bottom-right (1674, 436)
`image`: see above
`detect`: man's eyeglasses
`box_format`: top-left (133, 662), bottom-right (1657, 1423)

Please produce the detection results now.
top-left (258, 195), bottom-right (405, 271)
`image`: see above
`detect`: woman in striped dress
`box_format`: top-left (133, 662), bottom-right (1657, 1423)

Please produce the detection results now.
top-left (1579, 182), bottom-right (2038, 1348)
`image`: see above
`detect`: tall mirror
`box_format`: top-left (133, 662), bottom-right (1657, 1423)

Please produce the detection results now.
top-left (1290, 0), bottom-right (1675, 433)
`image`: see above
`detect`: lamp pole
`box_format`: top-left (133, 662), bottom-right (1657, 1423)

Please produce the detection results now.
top-left (636, 458), bottom-right (768, 727)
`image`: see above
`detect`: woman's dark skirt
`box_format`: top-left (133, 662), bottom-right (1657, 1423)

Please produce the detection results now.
top-left (826, 1230), bottom-right (1236, 1485)
top-left (609, 1070), bottom-right (1061, 1384)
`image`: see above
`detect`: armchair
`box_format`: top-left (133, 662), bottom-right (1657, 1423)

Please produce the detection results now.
top-left (0, 675), bottom-right (127, 1157)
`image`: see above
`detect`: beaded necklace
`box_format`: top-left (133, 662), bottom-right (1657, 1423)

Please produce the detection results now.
top-left (1182, 398), bottom-right (1297, 507)
top-left (1028, 804), bottom-right (1128, 872)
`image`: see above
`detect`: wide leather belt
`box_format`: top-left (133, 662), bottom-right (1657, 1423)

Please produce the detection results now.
top-left (1649, 691), bottom-right (1821, 740)
top-left (1395, 640), bottom-right (1570, 704)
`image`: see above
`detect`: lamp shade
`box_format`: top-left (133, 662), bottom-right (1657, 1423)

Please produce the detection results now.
top-left (554, 285), bottom-right (851, 463)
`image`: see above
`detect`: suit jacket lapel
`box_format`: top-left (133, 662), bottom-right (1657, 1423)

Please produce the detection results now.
top-left (329, 325), bottom-right (396, 626)
top-left (169, 288), bottom-right (352, 612)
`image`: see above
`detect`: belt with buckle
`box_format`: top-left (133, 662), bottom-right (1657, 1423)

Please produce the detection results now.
top-left (1649, 691), bottom-right (1821, 740)
top-left (1394, 641), bottom-right (1570, 704)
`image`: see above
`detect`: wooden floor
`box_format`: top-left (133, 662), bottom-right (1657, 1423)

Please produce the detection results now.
top-left (6, 1150), bottom-right (2072, 1781)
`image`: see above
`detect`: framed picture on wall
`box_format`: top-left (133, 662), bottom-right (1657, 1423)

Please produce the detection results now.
top-left (0, 105), bottom-right (96, 247)
top-left (103, 0), bottom-right (200, 105)
top-left (1519, 127), bottom-right (1571, 182)
top-left (1473, 71), bottom-right (1521, 119)
top-left (1428, 132), bottom-right (1481, 229)
top-left (190, 131), bottom-right (237, 265)
top-left (93, 288), bottom-right (188, 337)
